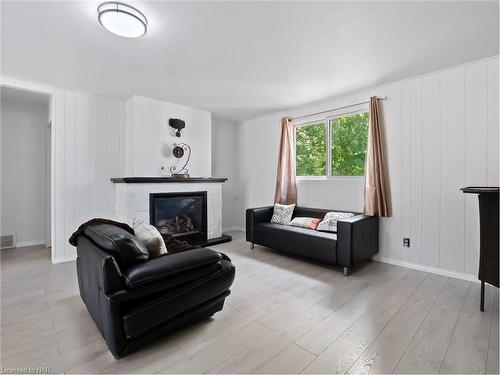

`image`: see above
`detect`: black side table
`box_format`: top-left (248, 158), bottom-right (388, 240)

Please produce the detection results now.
top-left (461, 187), bottom-right (499, 311)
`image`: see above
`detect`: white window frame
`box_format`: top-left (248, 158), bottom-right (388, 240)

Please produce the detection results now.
top-left (294, 105), bottom-right (369, 180)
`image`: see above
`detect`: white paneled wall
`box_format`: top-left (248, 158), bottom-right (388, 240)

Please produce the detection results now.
top-left (54, 92), bottom-right (125, 262)
top-left (1, 78), bottom-right (125, 263)
top-left (237, 56), bottom-right (499, 279)
top-left (366, 57), bottom-right (499, 277)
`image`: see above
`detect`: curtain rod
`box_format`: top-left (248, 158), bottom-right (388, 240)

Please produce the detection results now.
top-left (287, 96), bottom-right (388, 122)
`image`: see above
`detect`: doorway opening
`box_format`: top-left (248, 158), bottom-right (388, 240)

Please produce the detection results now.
top-left (1, 86), bottom-right (52, 259)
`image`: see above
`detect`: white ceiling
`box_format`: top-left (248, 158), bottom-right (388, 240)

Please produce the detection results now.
top-left (1, 1), bottom-right (498, 121)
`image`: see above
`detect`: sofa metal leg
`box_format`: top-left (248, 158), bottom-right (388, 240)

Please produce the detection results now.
top-left (343, 267), bottom-right (350, 276)
top-left (480, 280), bottom-right (485, 312)
top-left (250, 242), bottom-right (254, 249)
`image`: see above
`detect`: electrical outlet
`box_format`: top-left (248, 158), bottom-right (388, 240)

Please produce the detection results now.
top-left (403, 238), bottom-right (410, 247)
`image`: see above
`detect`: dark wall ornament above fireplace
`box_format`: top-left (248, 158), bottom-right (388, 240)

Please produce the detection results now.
top-left (169, 118), bottom-right (185, 137)
top-left (150, 191), bottom-right (207, 244)
top-left (170, 142), bottom-right (191, 178)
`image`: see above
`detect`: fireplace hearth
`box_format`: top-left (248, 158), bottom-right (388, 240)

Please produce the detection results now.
top-left (150, 191), bottom-right (207, 244)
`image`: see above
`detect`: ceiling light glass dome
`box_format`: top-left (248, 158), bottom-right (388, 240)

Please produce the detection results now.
top-left (98, 2), bottom-right (147, 38)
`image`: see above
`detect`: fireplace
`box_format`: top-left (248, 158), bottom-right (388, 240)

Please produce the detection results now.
top-left (149, 191), bottom-right (207, 244)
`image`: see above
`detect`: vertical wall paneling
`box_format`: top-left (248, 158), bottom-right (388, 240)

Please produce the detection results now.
top-left (63, 92), bottom-right (76, 257)
top-left (106, 99), bottom-right (122, 217)
top-left (75, 93), bottom-right (90, 232)
top-left (1, 78), bottom-right (132, 262)
top-left (400, 81), bottom-right (411, 262)
top-left (487, 59), bottom-right (499, 185)
top-left (421, 74), bottom-right (441, 267)
top-left (382, 83), bottom-right (403, 261)
top-left (119, 101), bottom-right (126, 179)
top-left (89, 97), bottom-right (108, 218)
top-left (63, 93), bottom-right (76, 255)
top-left (464, 63), bottom-right (488, 274)
top-left (106, 99), bottom-right (111, 216)
top-left (439, 67), bottom-right (466, 272)
top-left (53, 90), bottom-right (65, 261)
top-left (410, 78), bottom-right (423, 265)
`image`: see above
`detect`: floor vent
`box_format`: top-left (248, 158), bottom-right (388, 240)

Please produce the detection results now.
top-left (0, 235), bottom-right (15, 249)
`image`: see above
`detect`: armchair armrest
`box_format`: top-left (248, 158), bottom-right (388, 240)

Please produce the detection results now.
top-left (337, 215), bottom-right (379, 268)
top-left (246, 206), bottom-right (274, 242)
top-left (123, 248), bottom-right (223, 289)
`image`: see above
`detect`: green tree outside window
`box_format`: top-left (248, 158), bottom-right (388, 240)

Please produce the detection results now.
top-left (295, 122), bottom-right (326, 176)
top-left (330, 112), bottom-right (369, 176)
top-left (295, 112), bottom-right (369, 177)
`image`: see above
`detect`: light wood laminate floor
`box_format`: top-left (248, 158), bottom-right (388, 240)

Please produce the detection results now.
top-left (1, 231), bottom-right (498, 374)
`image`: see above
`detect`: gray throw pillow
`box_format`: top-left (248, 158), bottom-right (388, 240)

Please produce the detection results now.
top-left (271, 203), bottom-right (295, 225)
top-left (316, 211), bottom-right (355, 233)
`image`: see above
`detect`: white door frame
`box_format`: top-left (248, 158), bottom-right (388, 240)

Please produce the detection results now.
top-left (1, 78), bottom-right (56, 260)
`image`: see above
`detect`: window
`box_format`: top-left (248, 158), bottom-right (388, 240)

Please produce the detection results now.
top-left (295, 122), bottom-right (326, 176)
top-left (295, 111), bottom-right (369, 177)
top-left (330, 112), bottom-right (369, 176)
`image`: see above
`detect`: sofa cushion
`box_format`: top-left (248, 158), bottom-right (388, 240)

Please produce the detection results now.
top-left (257, 222), bottom-right (337, 239)
top-left (122, 259), bottom-right (235, 339)
top-left (253, 223), bottom-right (337, 264)
top-left (84, 224), bottom-right (149, 269)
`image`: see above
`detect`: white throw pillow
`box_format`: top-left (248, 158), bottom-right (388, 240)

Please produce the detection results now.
top-left (133, 220), bottom-right (168, 258)
top-left (271, 203), bottom-right (295, 225)
top-left (316, 212), bottom-right (355, 233)
top-left (287, 217), bottom-right (321, 230)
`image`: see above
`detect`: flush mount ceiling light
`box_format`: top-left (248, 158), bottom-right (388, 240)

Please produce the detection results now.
top-left (98, 2), bottom-right (147, 38)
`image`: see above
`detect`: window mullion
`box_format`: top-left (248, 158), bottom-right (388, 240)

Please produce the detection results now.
top-left (326, 119), bottom-right (332, 177)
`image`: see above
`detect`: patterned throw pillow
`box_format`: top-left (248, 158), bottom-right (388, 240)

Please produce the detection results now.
top-left (287, 217), bottom-right (321, 230)
top-left (133, 220), bottom-right (168, 258)
top-left (271, 203), bottom-right (296, 225)
top-left (316, 212), bottom-right (355, 233)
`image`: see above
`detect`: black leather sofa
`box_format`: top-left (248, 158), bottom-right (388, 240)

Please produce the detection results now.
top-left (246, 206), bottom-right (378, 275)
top-left (74, 223), bottom-right (235, 358)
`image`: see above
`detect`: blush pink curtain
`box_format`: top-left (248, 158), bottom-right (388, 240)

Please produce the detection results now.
top-left (364, 96), bottom-right (391, 217)
top-left (274, 117), bottom-right (297, 204)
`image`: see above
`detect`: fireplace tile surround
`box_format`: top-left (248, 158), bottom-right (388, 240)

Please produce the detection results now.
top-left (113, 179), bottom-right (224, 240)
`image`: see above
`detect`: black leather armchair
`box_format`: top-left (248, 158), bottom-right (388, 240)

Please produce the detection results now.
top-left (246, 206), bottom-right (378, 275)
top-left (75, 224), bottom-right (235, 358)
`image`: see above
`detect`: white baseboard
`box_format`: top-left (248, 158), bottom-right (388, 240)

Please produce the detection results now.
top-left (373, 255), bottom-right (478, 283)
top-left (223, 226), bottom-right (245, 232)
top-left (52, 254), bottom-right (76, 264)
top-left (15, 240), bottom-right (45, 248)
